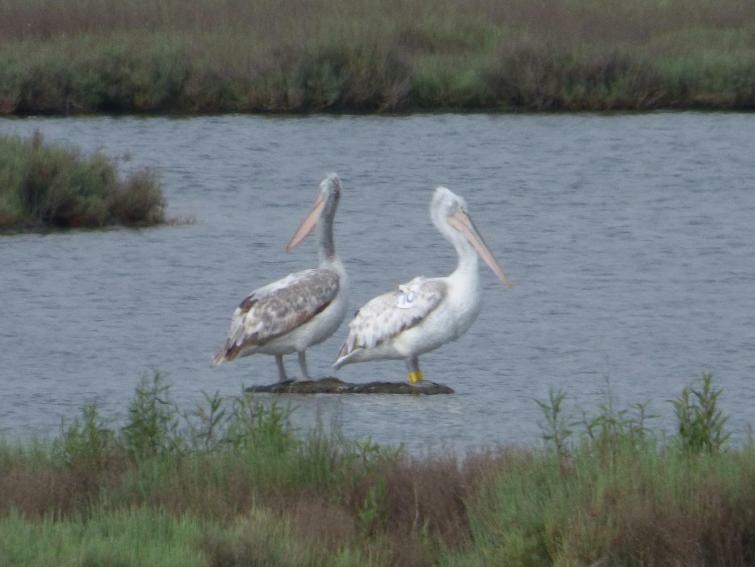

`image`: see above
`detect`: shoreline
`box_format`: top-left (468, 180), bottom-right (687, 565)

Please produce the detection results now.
top-left (2, 0), bottom-right (753, 116)
top-left (0, 372), bottom-right (752, 565)
top-left (2, 107), bottom-right (753, 123)
top-left (3, 107), bottom-right (755, 118)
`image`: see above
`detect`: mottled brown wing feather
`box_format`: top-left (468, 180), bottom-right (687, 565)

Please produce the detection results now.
top-left (221, 268), bottom-right (339, 361)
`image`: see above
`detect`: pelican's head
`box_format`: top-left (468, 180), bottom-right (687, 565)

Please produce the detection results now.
top-left (286, 173), bottom-right (342, 252)
top-left (431, 186), bottom-right (511, 288)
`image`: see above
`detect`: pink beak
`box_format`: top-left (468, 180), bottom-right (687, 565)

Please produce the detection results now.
top-left (285, 192), bottom-right (325, 252)
top-left (448, 209), bottom-right (511, 288)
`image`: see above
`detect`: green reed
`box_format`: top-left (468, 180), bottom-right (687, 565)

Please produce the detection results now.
top-left (0, 0), bottom-right (753, 114)
top-left (0, 371), bottom-right (753, 566)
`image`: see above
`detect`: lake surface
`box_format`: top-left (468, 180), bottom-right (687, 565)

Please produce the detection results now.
top-left (1, 113), bottom-right (754, 452)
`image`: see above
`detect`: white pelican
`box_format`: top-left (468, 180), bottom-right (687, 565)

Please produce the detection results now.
top-left (213, 174), bottom-right (348, 382)
top-left (334, 186), bottom-right (509, 384)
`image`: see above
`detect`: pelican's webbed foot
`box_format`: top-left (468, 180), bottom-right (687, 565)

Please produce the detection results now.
top-left (408, 370), bottom-right (424, 384)
top-left (406, 356), bottom-right (424, 384)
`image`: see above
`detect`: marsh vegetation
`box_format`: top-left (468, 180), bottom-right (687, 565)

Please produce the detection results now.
top-left (0, 133), bottom-right (165, 231)
top-left (0, 372), bottom-right (753, 566)
top-left (0, 0), bottom-right (753, 114)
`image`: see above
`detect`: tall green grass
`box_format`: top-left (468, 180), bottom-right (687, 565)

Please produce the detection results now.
top-left (447, 376), bottom-right (754, 565)
top-left (0, 508), bottom-right (206, 567)
top-left (0, 132), bottom-right (165, 230)
top-left (0, 0), bottom-right (753, 113)
top-left (0, 371), bottom-right (753, 566)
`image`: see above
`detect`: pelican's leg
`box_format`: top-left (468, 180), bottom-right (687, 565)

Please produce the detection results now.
top-left (406, 356), bottom-right (423, 384)
top-left (297, 351), bottom-right (311, 381)
top-left (275, 354), bottom-right (289, 383)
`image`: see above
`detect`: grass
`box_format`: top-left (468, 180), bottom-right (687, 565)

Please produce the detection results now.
top-left (0, 508), bottom-right (206, 567)
top-left (0, 0), bottom-right (753, 114)
top-left (0, 132), bottom-right (165, 231)
top-left (0, 371), bottom-right (753, 566)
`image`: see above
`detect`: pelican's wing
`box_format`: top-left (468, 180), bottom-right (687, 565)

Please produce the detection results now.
top-left (336, 277), bottom-right (446, 361)
top-left (214, 268), bottom-right (340, 363)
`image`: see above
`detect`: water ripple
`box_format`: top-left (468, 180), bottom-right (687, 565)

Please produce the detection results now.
top-left (1, 113), bottom-right (754, 451)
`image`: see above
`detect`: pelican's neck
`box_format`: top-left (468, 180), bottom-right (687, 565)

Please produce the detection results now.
top-left (317, 207), bottom-right (336, 264)
top-left (435, 216), bottom-right (479, 288)
top-left (449, 231), bottom-right (479, 282)
top-left (318, 234), bottom-right (346, 281)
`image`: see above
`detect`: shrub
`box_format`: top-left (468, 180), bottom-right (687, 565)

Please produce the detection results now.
top-left (672, 372), bottom-right (731, 454)
top-left (0, 0), bottom-right (753, 113)
top-left (0, 372), bottom-right (752, 566)
top-left (0, 132), bottom-right (165, 231)
top-left (122, 371), bottom-right (181, 459)
top-left (56, 403), bottom-right (117, 468)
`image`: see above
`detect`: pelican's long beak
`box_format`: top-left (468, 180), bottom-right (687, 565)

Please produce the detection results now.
top-left (448, 209), bottom-right (512, 288)
top-left (285, 193), bottom-right (325, 252)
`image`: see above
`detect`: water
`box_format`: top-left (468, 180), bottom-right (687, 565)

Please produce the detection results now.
top-left (1, 113), bottom-right (754, 452)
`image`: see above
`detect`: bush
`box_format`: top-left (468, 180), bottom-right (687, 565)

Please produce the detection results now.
top-left (0, 372), bottom-right (752, 566)
top-left (0, 0), bottom-right (753, 113)
top-left (672, 372), bottom-right (731, 454)
top-left (0, 132), bottom-right (165, 230)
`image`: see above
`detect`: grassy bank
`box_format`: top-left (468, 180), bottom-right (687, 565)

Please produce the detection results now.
top-left (0, 372), bottom-right (753, 566)
top-left (0, 0), bottom-right (753, 114)
top-left (0, 133), bottom-right (164, 231)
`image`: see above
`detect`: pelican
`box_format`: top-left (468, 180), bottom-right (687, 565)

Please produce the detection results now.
top-left (213, 174), bottom-right (348, 382)
top-left (334, 186), bottom-right (509, 384)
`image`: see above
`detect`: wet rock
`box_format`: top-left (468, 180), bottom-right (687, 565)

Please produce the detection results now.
top-left (245, 377), bottom-right (454, 395)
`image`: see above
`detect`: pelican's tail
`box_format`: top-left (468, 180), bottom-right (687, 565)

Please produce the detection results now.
top-left (212, 343), bottom-right (239, 365)
top-left (332, 354), bottom-right (350, 370)
top-left (333, 342), bottom-right (362, 369)
top-left (212, 349), bottom-right (227, 366)
top-left (333, 346), bottom-right (349, 369)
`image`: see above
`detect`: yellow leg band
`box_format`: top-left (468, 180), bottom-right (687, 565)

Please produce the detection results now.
top-left (408, 371), bottom-right (424, 384)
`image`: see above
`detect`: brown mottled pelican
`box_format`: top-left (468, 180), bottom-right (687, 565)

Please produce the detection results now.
top-left (334, 186), bottom-right (509, 384)
top-left (213, 174), bottom-right (348, 382)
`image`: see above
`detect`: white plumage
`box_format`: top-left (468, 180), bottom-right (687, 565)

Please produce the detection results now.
top-left (335, 186), bottom-right (510, 384)
top-left (337, 277), bottom-right (445, 358)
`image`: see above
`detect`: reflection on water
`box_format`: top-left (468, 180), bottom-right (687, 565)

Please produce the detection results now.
top-left (1, 113), bottom-right (754, 452)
